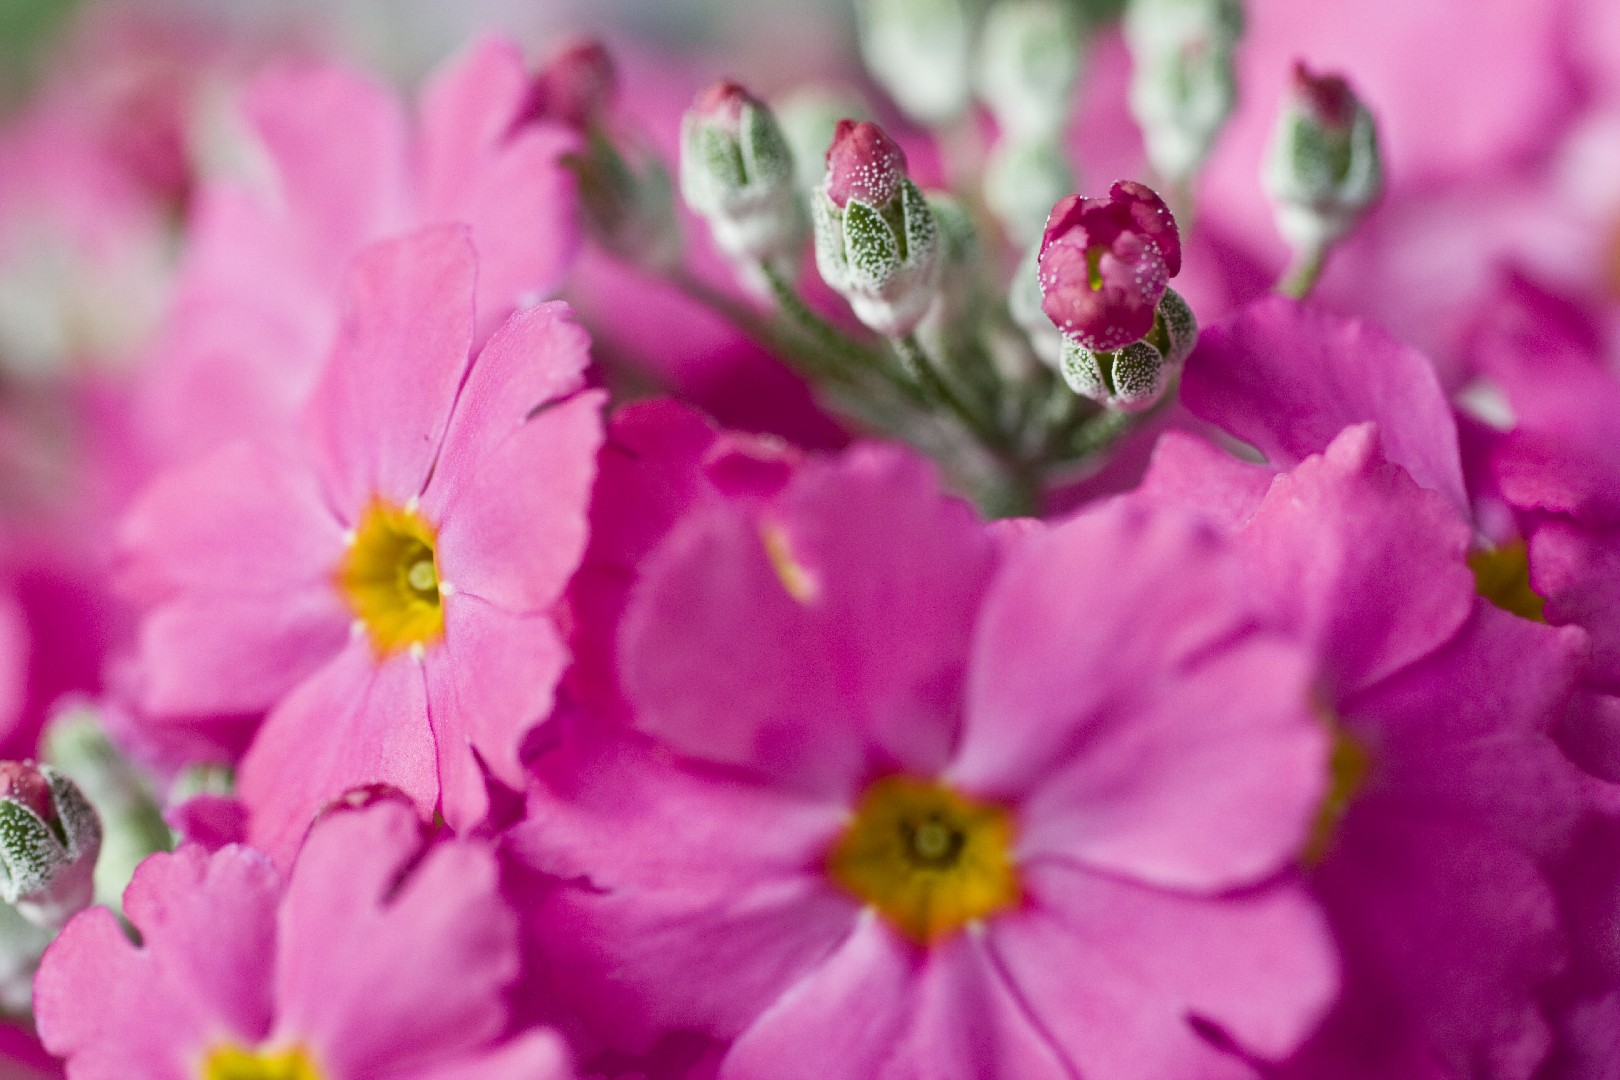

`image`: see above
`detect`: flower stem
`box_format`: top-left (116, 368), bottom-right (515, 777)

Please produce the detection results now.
top-left (1278, 242), bottom-right (1328, 300)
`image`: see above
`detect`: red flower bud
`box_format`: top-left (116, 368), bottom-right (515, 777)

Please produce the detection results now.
top-left (1037, 180), bottom-right (1181, 351)
top-left (824, 119), bottom-right (908, 209)
top-left (530, 38), bottom-right (617, 130)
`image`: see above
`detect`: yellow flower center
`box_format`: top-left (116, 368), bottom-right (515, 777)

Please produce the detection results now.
top-left (1469, 540), bottom-right (1545, 622)
top-left (828, 775), bottom-right (1020, 944)
top-left (337, 500), bottom-right (446, 656)
top-left (1302, 722), bottom-right (1372, 866)
top-left (202, 1045), bottom-right (320, 1080)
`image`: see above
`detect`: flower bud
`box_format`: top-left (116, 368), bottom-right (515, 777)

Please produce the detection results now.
top-left (976, 0), bottom-right (1083, 142)
top-left (1037, 180), bottom-right (1181, 351)
top-left (569, 131), bottom-right (681, 271)
top-left (680, 81), bottom-right (806, 269)
top-left (813, 120), bottom-right (941, 337)
top-left (0, 762), bottom-right (101, 928)
top-left (529, 38), bottom-right (617, 131)
top-left (1122, 0), bottom-right (1243, 184)
top-left (774, 87), bottom-right (871, 195)
top-left (857, 0), bottom-right (984, 126)
top-left (1262, 62), bottom-right (1384, 252)
top-left (1057, 286), bottom-right (1195, 410)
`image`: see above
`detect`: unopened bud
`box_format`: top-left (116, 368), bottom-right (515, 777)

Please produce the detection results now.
top-left (0, 762), bottom-right (101, 928)
top-left (529, 38), bottom-right (617, 131)
top-left (857, 0), bottom-right (984, 126)
top-left (1262, 62), bottom-right (1383, 252)
top-left (569, 131), bottom-right (681, 271)
top-left (976, 0), bottom-right (1083, 141)
top-left (813, 120), bottom-right (941, 337)
top-left (984, 138), bottom-right (1075, 245)
top-left (680, 81), bottom-right (806, 270)
top-left (1037, 180), bottom-right (1181, 351)
top-left (774, 87), bottom-right (871, 194)
top-left (1058, 286), bottom-right (1195, 410)
top-left (1122, 0), bottom-right (1243, 184)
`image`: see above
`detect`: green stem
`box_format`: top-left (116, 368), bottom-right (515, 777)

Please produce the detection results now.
top-left (1277, 242), bottom-right (1329, 300)
top-left (895, 333), bottom-right (1005, 447)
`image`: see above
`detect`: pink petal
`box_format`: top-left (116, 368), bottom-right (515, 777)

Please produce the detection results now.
top-left (122, 442), bottom-right (348, 716)
top-left (1234, 424), bottom-right (1475, 698)
top-left (303, 224), bottom-right (476, 516)
top-left (424, 595), bottom-right (567, 830)
top-left (1182, 297), bottom-right (1468, 515)
top-left (422, 303), bottom-right (603, 615)
top-left (513, 728), bottom-right (853, 1051)
top-left (416, 39), bottom-right (579, 336)
top-left (718, 913), bottom-right (915, 1080)
top-left (398, 1031), bottom-right (572, 1080)
top-left (238, 643), bottom-right (438, 866)
top-left (242, 62), bottom-right (410, 275)
top-left (274, 802), bottom-right (517, 1076)
top-left (1344, 602), bottom-right (1588, 853)
top-left (991, 862), bottom-right (1337, 1078)
top-left (958, 497), bottom-right (1266, 796)
top-left (1006, 635), bottom-right (1326, 892)
top-left (0, 596), bottom-right (24, 743)
top-left (36, 845), bottom-right (281, 1079)
top-left (888, 933), bottom-right (1076, 1080)
top-left (1530, 520), bottom-right (1620, 691)
top-left (1136, 429), bottom-right (1277, 534)
top-left (622, 447), bottom-right (996, 795)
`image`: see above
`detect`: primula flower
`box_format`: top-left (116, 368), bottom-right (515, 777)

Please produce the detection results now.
top-left (138, 34), bottom-right (581, 464)
top-left (1142, 297), bottom-right (1592, 1076)
top-left (513, 446), bottom-right (1336, 1079)
top-left (562, 399), bottom-right (799, 728)
top-left (1462, 274), bottom-right (1620, 781)
top-left (1038, 180), bottom-right (1182, 352)
top-left (35, 797), bottom-right (570, 1080)
top-left (122, 225), bottom-right (603, 861)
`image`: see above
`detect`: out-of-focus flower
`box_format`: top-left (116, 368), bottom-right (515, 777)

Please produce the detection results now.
top-left (0, 761), bottom-right (100, 930)
top-left (812, 119), bottom-right (941, 337)
top-left (1141, 297), bottom-right (1592, 1076)
top-left (515, 446), bottom-right (1335, 1079)
top-left (138, 34), bottom-right (582, 465)
top-left (35, 798), bottom-right (570, 1080)
top-left (679, 80), bottom-right (805, 272)
top-left (121, 227), bottom-right (602, 862)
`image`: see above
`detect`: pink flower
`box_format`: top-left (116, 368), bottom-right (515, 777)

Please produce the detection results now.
top-left (1038, 180), bottom-right (1182, 351)
top-left (122, 225), bottom-right (603, 862)
top-left (512, 446), bottom-right (1335, 1079)
top-left (0, 593), bottom-right (23, 750)
top-left (35, 797), bottom-right (571, 1080)
top-left (137, 34), bottom-right (582, 465)
top-left (1142, 298), bottom-right (1592, 1075)
top-left (562, 399), bottom-right (799, 728)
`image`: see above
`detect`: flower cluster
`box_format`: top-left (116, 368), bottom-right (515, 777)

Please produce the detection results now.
top-left (0, 1), bottom-right (1618, 1078)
